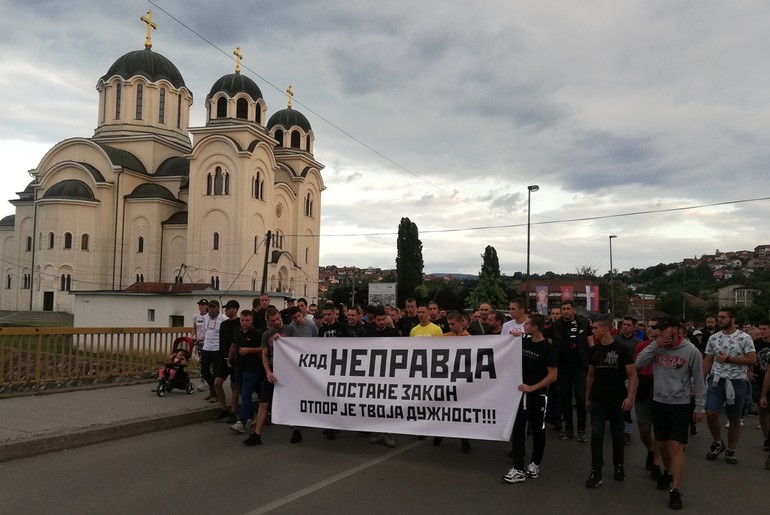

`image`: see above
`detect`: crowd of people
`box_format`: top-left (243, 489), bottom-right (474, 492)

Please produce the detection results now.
top-left (189, 294), bottom-right (769, 510)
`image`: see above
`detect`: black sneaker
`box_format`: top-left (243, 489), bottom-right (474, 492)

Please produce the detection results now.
top-left (326, 429), bottom-right (338, 440)
top-left (706, 440), bottom-right (726, 460)
top-left (461, 439), bottom-right (471, 453)
top-left (657, 472), bottom-right (672, 491)
top-left (764, 439), bottom-right (770, 452)
top-left (433, 437), bottom-right (444, 447)
top-left (650, 465), bottom-right (663, 482)
top-left (290, 429), bottom-right (302, 444)
top-left (645, 451), bottom-right (654, 471)
top-left (585, 468), bottom-right (603, 488)
top-left (623, 433), bottom-right (632, 446)
top-left (613, 464), bottom-right (625, 481)
top-left (669, 488), bottom-right (683, 510)
top-left (215, 409), bottom-right (229, 420)
top-left (226, 413), bottom-right (238, 424)
top-left (243, 433), bottom-right (262, 446)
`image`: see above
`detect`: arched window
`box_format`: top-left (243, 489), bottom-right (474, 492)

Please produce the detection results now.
top-left (135, 84), bottom-right (143, 119)
top-left (176, 95), bottom-right (182, 129)
top-left (6, 274), bottom-right (10, 289)
top-left (48, 232), bottom-right (54, 249)
top-left (305, 247), bottom-right (309, 263)
top-left (255, 105), bottom-right (261, 125)
top-left (274, 129), bottom-right (284, 147)
top-left (214, 167), bottom-right (223, 194)
top-left (290, 130), bottom-right (301, 148)
top-left (64, 232), bottom-right (72, 250)
top-left (273, 230), bottom-right (283, 249)
top-left (66, 274), bottom-right (71, 291)
top-left (236, 98), bottom-right (248, 119)
top-left (211, 276), bottom-right (220, 290)
top-left (25, 236), bottom-right (32, 252)
top-left (137, 236), bottom-right (144, 253)
top-left (306, 135), bottom-right (311, 151)
top-left (159, 88), bottom-right (166, 123)
top-left (253, 172), bottom-right (264, 200)
top-left (81, 234), bottom-right (89, 251)
top-left (304, 193), bottom-right (313, 217)
top-left (212, 232), bottom-right (220, 250)
top-left (207, 167), bottom-right (229, 196)
top-left (216, 97), bottom-right (227, 118)
top-left (254, 236), bottom-right (259, 254)
top-left (115, 83), bottom-right (122, 119)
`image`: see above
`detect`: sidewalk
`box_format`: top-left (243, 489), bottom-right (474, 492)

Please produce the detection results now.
top-left (0, 379), bottom-right (222, 462)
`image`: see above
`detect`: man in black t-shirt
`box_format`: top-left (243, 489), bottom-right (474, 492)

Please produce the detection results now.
top-left (396, 297), bottom-right (419, 336)
top-left (752, 321), bottom-right (770, 450)
top-left (367, 307), bottom-right (399, 337)
top-left (229, 310), bottom-right (263, 435)
top-left (585, 317), bottom-right (637, 488)
top-left (503, 314), bottom-right (558, 484)
top-left (215, 300), bottom-right (241, 422)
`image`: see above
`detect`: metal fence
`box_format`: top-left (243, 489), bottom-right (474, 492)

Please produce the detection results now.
top-left (0, 327), bottom-right (197, 393)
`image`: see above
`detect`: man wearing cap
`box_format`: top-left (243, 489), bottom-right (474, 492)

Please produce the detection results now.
top-left (281, 297), bottom-right (296, 325)
top-left (192, 299), bottom-right (209, 391)
top-left (201, 300), bottom-right (227, 401)
top-left (214, 300), bottom-right (241, 420)
top-left (635, 316), bottom-right (706, 510)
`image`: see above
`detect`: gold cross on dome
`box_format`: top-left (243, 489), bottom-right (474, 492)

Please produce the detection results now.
top-left (287, 85), bottom-right (294, 109)
top-left (233, 47), bottom-right (243, 73)
top-left (140, 10), bottom-right (158, 49)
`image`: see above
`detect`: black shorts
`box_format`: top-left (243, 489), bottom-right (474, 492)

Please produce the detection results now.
top-left (213, 358), bottom-right (232, 379)
top-left (651, 401), bottom-right (691, 444)
top-left (259, 379), bottom-right (274, 403)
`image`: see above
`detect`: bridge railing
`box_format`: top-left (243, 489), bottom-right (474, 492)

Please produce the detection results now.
top-left (0, 327), bottom-right (199, 394)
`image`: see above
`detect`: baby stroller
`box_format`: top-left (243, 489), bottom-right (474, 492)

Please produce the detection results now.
top-left (156, 336), bottom-right (195, 397)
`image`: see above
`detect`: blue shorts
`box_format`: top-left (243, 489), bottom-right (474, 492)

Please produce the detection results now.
top-left (705, 378), bottom-right (748, 419)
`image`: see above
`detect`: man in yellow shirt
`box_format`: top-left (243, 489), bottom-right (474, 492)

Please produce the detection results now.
top-left (410, 305), bottom-right (444, 337)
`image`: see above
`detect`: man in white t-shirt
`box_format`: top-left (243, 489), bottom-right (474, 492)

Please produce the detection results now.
top-left (502, 298), bottom-right (527, 337)
top-left (201, 299), bottom-right (227, 401)
top-left (192, 299), bottom-right (209, 391)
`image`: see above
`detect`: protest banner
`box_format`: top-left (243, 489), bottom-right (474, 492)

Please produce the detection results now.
top-left (271, 335), bottom-right (522, 441)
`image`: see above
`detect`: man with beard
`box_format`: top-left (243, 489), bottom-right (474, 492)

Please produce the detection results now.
top-left (468, 302), bottom-right (492, 335)
top-left (428, 301), bottom-right (450, 333)
top-left (551, 300), bottom-right (592, 442)
top-left (486, 311), bottom-right (505, 335)
top-left (703, 307), bottom-right (756, 464)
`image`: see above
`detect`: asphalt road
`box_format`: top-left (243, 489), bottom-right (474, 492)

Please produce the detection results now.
top-left (0, 417), bottom-right (767, 515)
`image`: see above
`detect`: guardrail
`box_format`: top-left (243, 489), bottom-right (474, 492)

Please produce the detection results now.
top-left (0, 327), bottom-right (198, 394)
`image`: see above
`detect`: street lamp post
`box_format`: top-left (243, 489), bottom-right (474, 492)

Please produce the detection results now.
top-left (526, 185), bottom-right (539, 310)
top-left (609, 235), bottom-right (617, 322)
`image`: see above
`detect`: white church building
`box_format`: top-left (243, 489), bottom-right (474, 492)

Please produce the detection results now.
top-left (0, 13), bottom-right (324, 314)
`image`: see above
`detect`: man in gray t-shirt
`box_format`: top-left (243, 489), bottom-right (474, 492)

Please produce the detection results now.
top-left (289, 306), bottom-right (318, 338)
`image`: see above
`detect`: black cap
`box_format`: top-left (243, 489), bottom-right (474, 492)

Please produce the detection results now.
top-left (197, 298), bottom-right (209, 305)
top-left (224, 300), bottom-right (240, 310)
top-left (657, 316), bottom-right (681, 330)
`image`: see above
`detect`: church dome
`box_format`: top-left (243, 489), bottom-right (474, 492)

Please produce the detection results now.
top-left (267, 108), bottom-right (312, 132)
top-left (208, 73), bottom-right (263, 101)
top-left (101, 48), bottom-right (186, 89)
top-left (125, 183), bottom-right (178, 202)
top-left (42, 180), bottom-right (96, 201)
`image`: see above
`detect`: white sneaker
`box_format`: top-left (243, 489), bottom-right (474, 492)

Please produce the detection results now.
top-left (383, 434), bottom-right (396, 448)
top-left (526, 462), bottom-right (540, 478)
top-left (197, 381), bottom-right (208, 392)
top-left (503, 467), bottom-right (526, 484)
top-left (230, 421), bottom-right (245, 433)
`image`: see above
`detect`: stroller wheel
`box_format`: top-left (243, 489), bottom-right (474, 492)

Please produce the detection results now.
top-left (186, 383), bottom-right (195, 394)
top-left (157, 384), bottom-right (167, 397)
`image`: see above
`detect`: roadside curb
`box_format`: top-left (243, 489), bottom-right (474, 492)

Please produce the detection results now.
top-left (0, 406), bottom-right (220, 463)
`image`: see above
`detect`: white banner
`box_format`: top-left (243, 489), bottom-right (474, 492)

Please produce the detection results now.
top-left (272, 335), bottom-right (522, 441)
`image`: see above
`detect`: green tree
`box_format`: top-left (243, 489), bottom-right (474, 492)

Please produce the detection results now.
top-left (466, 245), bottom-right (508, 309)
top-left (396, 217), bottom-right (424, 305)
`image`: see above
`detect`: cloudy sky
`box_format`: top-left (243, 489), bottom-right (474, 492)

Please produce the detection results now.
top-left (2, 0), bottom-right (770, 277)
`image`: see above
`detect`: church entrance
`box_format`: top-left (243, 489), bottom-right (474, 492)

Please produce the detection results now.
top-left (43, 291), bottom-right (54, 311)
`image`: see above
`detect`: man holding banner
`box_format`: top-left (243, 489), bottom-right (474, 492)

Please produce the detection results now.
top-left (504, 313), bottom-right (558, 484)
top-left (243, 308), bottom-right (298, 446)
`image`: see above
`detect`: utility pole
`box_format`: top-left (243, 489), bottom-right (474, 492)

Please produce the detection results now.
top-left (260, 231), bottom-right (272, 294)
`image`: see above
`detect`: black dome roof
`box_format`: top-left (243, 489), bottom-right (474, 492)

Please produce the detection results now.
top-left (101, 48), bottom-right (186, 89)
top-left (0, 214), bottom-right (15, 227)
top-left (43, 180), bottom-right (96, 201)
top-left (156, 156), bottom-right (189, 177)
top-left (126, 183), bottom-right (178, 202)
top-left (208, 73), bottom-right (263, 101)
top-left (267, 108), bottom-right (312, 132)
